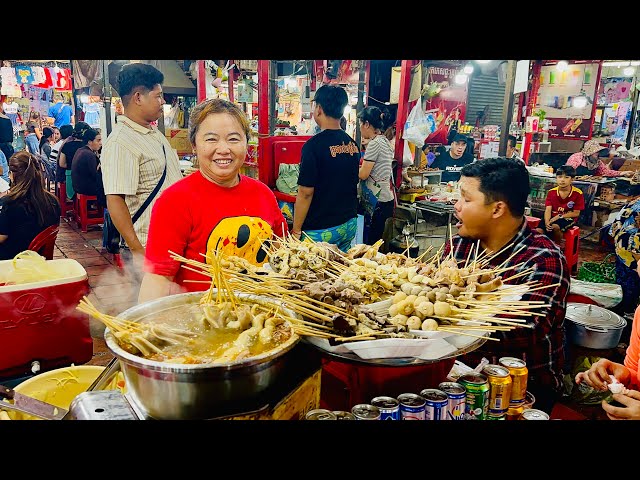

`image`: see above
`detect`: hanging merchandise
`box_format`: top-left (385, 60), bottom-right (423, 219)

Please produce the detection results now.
top-left (14, 65), bottom-right (34, 85)
top-left (1, 66), bottom-right (21, 97)
top-left (403, 102), bottom-right (430, 149)
top-left (51, 68), bottom-right (72, 91)
top-left (82, 102), bottom-right (101, 128)
top-left (31, 67), bottom-right (46, 85)
top-left (32, 67), bottom-right (54, 89)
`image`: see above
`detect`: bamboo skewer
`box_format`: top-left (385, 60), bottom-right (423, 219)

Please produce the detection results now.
top-left (437, 328), bottom-right (500, 341)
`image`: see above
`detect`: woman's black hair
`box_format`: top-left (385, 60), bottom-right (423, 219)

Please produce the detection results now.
top-left (39, 127), bottom-right (54, 153)
top-left (82, 128), bottom-right (100, 144)
top-left (358, 106), bottom-right (392, 131)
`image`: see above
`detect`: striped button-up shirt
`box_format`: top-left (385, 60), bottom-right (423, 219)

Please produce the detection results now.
top-left (101, 115), bottom-right (183, 246)
top-left (443, 220), bottom-right (570, 393)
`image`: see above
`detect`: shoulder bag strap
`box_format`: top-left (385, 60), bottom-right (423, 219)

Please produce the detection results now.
top-left (131, 144), bottom-right (168, 225)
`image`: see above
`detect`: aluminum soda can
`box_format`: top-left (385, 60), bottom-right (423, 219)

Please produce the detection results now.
top-left (305, 409), bottom-right (337, 420)
top-left (371, 396), bottom-right (401, 420)
top-left (483, 364), bottom-right (513, 419)
top-left (519, 408), bottom-right (550, 420)
top-left (459, 372), bottom-right (489, 420)
top-left (419, 388), bottom-right (449, 420)
top-left (351, 404), bottom-right (381, 420)
top-left (397, 393), bottom-right (426, 420)
top-left (438, 381), bottom-right (466, 420)
top-left (332, 411), bottom-right (356, 420)
top-left (499, 357), bottom-right (528, 407)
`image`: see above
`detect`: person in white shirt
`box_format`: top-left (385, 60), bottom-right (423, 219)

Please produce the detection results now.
top-left (100, 63), bottom-right (182, 278)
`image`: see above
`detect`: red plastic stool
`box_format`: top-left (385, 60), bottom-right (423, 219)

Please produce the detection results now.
top-left (526, 216), bottom-right (541, 229)
top-left (56, 182), bottom-right (75, 218)
top-left (563, 226), bottom-right (580, 276)
top-left (75, 194), bottom-right (104, 233)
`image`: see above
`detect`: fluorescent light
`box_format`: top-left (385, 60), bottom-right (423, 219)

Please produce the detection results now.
top-left (603, 61), bottom-right (632, 67)
top-left (556, 60), bottom-right (569, 71)
top-left (477, 60), bottom-right (491, 64)
top-left (631, 61), bottom-right (640, 66)
top-left (624, 66), bottom-right (636, 76)
top-left (463, 64), bottom-right (474, 74)
top-left (454, 73), bottom-right (468, 85)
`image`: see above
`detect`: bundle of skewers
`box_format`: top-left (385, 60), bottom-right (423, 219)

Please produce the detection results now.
top-left (167, 230), bottom-right (556, 350)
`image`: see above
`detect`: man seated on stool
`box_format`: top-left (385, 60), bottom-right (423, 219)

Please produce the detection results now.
top-left (446, 157), bottom-right (570, 414)
top-left (535, 165), bottom-right (584, 244)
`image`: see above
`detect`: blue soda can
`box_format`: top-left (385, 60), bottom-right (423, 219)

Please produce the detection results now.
top-left (371, 396), bottom-right (400, 420)
top-left (419, 388), bottom-right (449, 420)
top-left (397, 393), bottom-right (426, 420)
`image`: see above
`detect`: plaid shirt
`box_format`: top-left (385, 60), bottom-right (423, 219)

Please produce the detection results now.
top-left (443, 220), bottom-right (570, 392)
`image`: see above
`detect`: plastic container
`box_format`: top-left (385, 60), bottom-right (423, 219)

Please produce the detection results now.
top-left (0, 259), bottom-right (93, 378)
top-left (5, 365), bottom-right (125, 420)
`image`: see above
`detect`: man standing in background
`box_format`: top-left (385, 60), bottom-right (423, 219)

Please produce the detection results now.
top-left (101, 63), bottom-right (182, 281)
top-left (48, 94), bottom-right (74, 128)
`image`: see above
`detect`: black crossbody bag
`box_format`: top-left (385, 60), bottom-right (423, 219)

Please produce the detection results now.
top-left (105, 145), bottom-right (168, 254)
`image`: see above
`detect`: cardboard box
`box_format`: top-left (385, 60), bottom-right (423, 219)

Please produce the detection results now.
top-left (617, 158), bottom-right (640, 172)
top-left (165, 128), bottom-right (191, 155)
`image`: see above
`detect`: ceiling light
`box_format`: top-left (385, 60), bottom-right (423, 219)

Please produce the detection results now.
top-left (477, 60), bottom-right (491, 64)
top-left (630, 61), bottom-right (640, 66)
top-left (454, 73), bottom-right (468, 85)
top-left (463, 64), bottom-right (474, 74)
top-left (624, 66), bottom-right (635, 76)
top-left (556, 60), bottom-right (569, 71)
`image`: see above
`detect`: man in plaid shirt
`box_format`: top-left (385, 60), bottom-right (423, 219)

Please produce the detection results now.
top-left (444, 157), bottom-right (570, 414)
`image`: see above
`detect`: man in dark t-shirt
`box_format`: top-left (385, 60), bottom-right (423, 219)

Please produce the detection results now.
top-left (293, 85), bottom-right (360, 251)
top-left (430, 132), bottom-right (474, 183)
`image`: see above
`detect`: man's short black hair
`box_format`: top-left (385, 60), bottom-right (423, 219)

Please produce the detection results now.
top-left (451, 132), bottom-right (468, 144)
top-left (556, 165), bottom-right (577, 177)
top-left (312, 85), bottom-right (348, 120)
top-left (59, 124), bottom-right (74, 139)
top-left (460, 157), bottom-right (530, 217)
top-left (508, 135), bottom-right (517, 148)
top-left (116, 63), bottom-right (164, 100)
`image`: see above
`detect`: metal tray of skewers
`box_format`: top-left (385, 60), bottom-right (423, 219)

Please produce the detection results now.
top-left (223, 237), bottom-right (542, 366)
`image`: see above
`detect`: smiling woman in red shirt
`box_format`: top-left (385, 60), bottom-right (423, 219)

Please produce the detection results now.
top-left (139, 99), bottom-right (287, 303)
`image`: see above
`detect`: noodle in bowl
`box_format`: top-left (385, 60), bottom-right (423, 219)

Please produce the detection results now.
top-left (104, 291), bottom-right (300, 420)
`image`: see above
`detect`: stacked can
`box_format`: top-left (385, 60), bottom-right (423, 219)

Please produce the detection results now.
top-left (332, 411), bottom-right (356, 420)
top-left (438, 382), bottom-right (466, 420)
top-left (483, 365), bottom-right (513, 420)
top-left (351, 404), bottom-right (381, 420)
top-left (397, 393), bottom-right (426, 420)
top-left (419, 389), bottom-right (449, 420)
top-left (458, 372), bottom-right (489, 420)
top-left (519, 409), bottom-right (549, 420)
top-left (305, 409), bottom-right (337, 420)
top-left (371, 396), bottom-right (401, 420)
top-left (499, 357), bottom-right (528, 421)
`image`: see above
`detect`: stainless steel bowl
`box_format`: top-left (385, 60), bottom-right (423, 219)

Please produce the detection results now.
top-left (104, 291), bottom-right (300, 420)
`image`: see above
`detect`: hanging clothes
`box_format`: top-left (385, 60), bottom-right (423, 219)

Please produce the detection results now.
top-left (83, 102), bottom-right (100, 128)
top-left (0, 67), bottom-right (21, 97)
top-left (14, 65), bottom-right (34, 84)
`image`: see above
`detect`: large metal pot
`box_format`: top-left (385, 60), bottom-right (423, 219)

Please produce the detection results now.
top-left (104, 291), bottom-right (300, 420)
top-left (565, 303), bottom-right (627, 350)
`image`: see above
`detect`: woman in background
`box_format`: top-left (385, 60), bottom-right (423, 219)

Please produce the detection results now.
top-left (0, 151), bottom-right (60, 260)
top-left (58, 122), bottom-right (90, 201)
top-left (358, 106), bottom-right (395, 246)
top-left (71, 128), bottom-right (105, 208)
top-left (565, 139), bottom-right (633, 178)
top-left (38, 126), bottom-right (55, 160)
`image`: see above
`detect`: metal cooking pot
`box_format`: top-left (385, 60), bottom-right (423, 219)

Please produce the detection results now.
top-left (565, 303), bottom-right (627, 350)
top-left (104, 291), bottom-right (300, 420)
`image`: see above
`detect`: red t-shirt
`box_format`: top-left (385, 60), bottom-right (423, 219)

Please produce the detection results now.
top-left (145, 171), bottom-right (287, 291)
top-left (545, 186), bottom-right (585, 217)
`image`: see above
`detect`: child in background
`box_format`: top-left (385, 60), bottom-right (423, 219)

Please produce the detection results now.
top-left (535, 165), bottom-right (584, 243)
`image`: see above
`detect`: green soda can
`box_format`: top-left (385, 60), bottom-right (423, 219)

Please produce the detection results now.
top-left (459, 372), bottom-right (490, 420)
